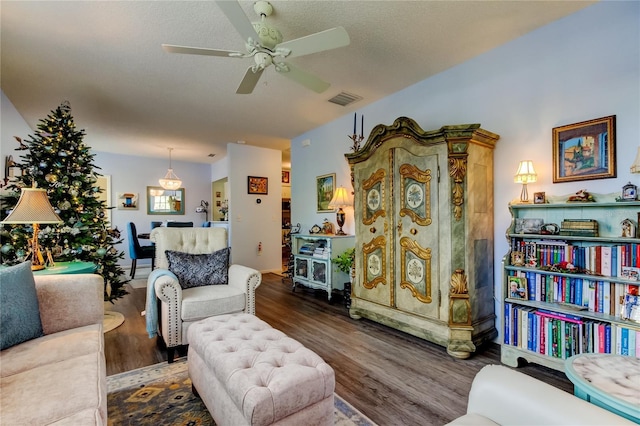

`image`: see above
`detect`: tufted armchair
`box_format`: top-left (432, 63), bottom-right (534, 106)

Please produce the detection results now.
top-left (146, 227), bottom-right (261, 362)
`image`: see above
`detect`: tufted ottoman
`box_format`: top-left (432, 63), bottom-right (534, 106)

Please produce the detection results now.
top-left (187, 313), bottom-right (335, 426)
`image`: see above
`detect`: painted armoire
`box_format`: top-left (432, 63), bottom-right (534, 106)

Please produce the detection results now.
top-left (345, 117), bottom-right (499, 358)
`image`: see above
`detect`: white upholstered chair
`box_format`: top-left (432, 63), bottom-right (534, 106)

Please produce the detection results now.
top-left (146, 227), bottom-right (261, 362)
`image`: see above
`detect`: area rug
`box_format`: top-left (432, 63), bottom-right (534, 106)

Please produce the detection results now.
top-left (103, 311), bottom-right (125, 333)
top-left (107, 360), bottom-right (376, 426)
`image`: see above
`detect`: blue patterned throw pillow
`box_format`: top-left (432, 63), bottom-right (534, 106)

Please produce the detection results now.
top-left (0, 261), bottom-right (44, 350)
top-left (165, 248), bottom-right (230, 289)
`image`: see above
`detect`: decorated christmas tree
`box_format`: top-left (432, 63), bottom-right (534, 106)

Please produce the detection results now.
top-left (0, 101), bottom-right (129, 302)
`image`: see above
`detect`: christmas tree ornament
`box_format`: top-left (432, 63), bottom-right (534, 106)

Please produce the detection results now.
top-left (1, 244), bottom-right (14, 254)
top-left (45, 174), bottom-right (58, 183)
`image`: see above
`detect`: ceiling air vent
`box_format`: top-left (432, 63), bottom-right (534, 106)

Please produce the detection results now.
top-left (328, 92), bottom-right (362, 107)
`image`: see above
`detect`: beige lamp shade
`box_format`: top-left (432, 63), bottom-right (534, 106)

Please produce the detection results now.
top-left (328, 186), bottom-right (352, 209)
top-left (2, 188), bottom-right (62, 224)
top-left (514, 160), bottom-right (537, 203)
top-left (631, 147), bottom-right (640, 174)
top-left (514, 160), bottom-right (537, 184)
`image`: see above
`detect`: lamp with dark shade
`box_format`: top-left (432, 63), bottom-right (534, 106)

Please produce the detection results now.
top-left (1, 187), bottom-right (63, 270)
top-left (328, 186), bottom-right (351, 235)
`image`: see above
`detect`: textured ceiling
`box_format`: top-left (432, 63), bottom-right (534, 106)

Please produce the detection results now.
top-left (1, 1), bottom-right (594, 164)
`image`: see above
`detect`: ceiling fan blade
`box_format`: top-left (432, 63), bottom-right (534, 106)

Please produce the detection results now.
top-left (236, 66), bottom-right (265, 94)
top-left (276, 62), bottom-right (330, 93)
top-left (277, 27), bottom-right (350, 59)
top-left (215, 0), bottom-right (259, 43)
top-left (162, 44), bottom-right (241, 57)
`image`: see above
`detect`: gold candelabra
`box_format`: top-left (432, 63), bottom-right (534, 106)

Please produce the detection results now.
top-left (348, 133), bottom-right (364, 152)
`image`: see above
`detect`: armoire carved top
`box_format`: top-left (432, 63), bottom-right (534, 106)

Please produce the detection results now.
top-left (345, 116), bottom-right (499, 165)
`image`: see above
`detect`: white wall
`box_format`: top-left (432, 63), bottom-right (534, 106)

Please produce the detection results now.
top-left (93, 151), bottom-right (212, 265)
top-left (226, 143), bottom-right (282, 272)
top-left (1, 91), bottom-right (35, 160)
top-left (291, 1), bottom-right (640, 340)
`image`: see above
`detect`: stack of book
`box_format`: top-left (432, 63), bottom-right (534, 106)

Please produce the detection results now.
top-left (559, 219), bottom-right (598, 237)
top-left (313, 247), bottom-right (330, 258)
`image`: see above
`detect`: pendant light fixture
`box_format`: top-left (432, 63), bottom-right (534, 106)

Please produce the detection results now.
top-left (159, 147), bottom-right (182, 190)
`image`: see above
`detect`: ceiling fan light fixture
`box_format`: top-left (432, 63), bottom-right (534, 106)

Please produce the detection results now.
top-left (159, 148), bottom-right (182, 190)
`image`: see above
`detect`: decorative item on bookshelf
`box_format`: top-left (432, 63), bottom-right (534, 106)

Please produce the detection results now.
top-left (621, 294), bottom-right (640, 322)
top-left (621, 219), bottom-right (636, 238)
top-left (533, 191), bottom-right (546, 204)
top-left (617, 182), bottom-right (638, 202)
top-left (508, 276), bottom-right (527, 299)
top-left (566, 189), bottom-right (596, 203)
top-left (514, 218), bottom-right (544, 234)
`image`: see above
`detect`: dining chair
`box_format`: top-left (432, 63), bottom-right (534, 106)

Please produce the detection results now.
top-left (150, 221), bottom-right (163, 229)
top-left (127, 222), bottom-right (155, 279)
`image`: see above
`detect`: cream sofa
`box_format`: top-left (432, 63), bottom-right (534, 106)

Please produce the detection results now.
top-left (147, 227), bottom-right (262, 362)
top-left (447, 364), bottom-right (635, 425)
top-left (0, 273), bottom-right (106, 425)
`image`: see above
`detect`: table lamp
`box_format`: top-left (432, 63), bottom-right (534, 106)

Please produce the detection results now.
top-left (1, 187), bottom-right (63, 270)
top-left (328, 186), bottom-right (351, 235)
top-left (514, 160), bottom-right (537, 203)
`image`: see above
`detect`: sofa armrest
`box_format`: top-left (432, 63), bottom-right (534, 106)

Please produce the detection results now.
top-left (229, 264), bottom-right (262, 315)
top-left (462, 365), bottom-right (635, 425)
top-left (34, 274), bottom-right (104, 335)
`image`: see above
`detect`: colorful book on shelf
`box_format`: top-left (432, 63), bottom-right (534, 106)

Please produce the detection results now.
top-left (536, 308), bottom-right (584, 323)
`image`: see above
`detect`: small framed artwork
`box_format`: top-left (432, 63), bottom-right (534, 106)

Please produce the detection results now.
top-left (514, 218), bottom-right (543, 234)
top-left (316, 173), bottom-right (336, 212)
top-left (552, 115), bottom-right (616, 183)
top-left (533, 192), bottom-right (546, 204)
top-left (116, 192), bottom-right (138, 210)
top-left (216, 191), bottom-right (221, 198)
top-left (507, 276), bottom-right (528, 300)
top-left (282, 170), bottom-right (290, 184)
top-left (510, 251), bottom-right (525, 267)
top-left (247, 176), bottom-right (268, 194)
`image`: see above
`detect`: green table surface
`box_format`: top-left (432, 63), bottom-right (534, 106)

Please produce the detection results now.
top-left (33, 261), bottom-right (98, 275)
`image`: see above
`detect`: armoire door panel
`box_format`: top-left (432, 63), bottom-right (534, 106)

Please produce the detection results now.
top-left (393, 148), bottom-right (440, 319)
top-left (354, 159), bottom-right (391, 306)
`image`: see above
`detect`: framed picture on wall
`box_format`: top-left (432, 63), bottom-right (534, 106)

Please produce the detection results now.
top-left (552, 115), bottom-right (616, 183)
top-left (282, 170), bottom-right (290, 184)
top-left (248, 176), bottom-right (268, 194)
top-left (316, 173), bottom-right (336, 212)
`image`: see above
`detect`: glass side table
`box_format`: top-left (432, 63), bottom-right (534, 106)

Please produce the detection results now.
top-left (565, 353), bottom-right (640, 423)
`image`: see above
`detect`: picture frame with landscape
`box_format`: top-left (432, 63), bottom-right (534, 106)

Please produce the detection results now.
top-left (552, 115), bottom-right (616, 183)
top-left (316, 173), bottom-right (336, 213)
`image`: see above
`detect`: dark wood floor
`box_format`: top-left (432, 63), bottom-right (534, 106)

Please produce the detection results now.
top-left (105, 273), bottom-right (573, 425)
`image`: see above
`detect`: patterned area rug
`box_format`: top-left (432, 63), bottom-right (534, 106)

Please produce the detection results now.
top-left (107, 360), bottom-right (376, 426)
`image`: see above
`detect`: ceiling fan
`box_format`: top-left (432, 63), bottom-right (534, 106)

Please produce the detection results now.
top-left (162, 0), bottom-right (350, 94)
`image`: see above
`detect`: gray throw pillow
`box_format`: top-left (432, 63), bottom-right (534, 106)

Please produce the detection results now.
top-left (0, 261), bottom-right (44, 350)
top-left (165, 248), bottom-right (230, 289)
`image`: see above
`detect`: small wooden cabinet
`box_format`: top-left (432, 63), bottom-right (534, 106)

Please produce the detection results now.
top-left (502, 196), bottom-right (640, 371)
top-left (292, 234), bottom-right (355, 301)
